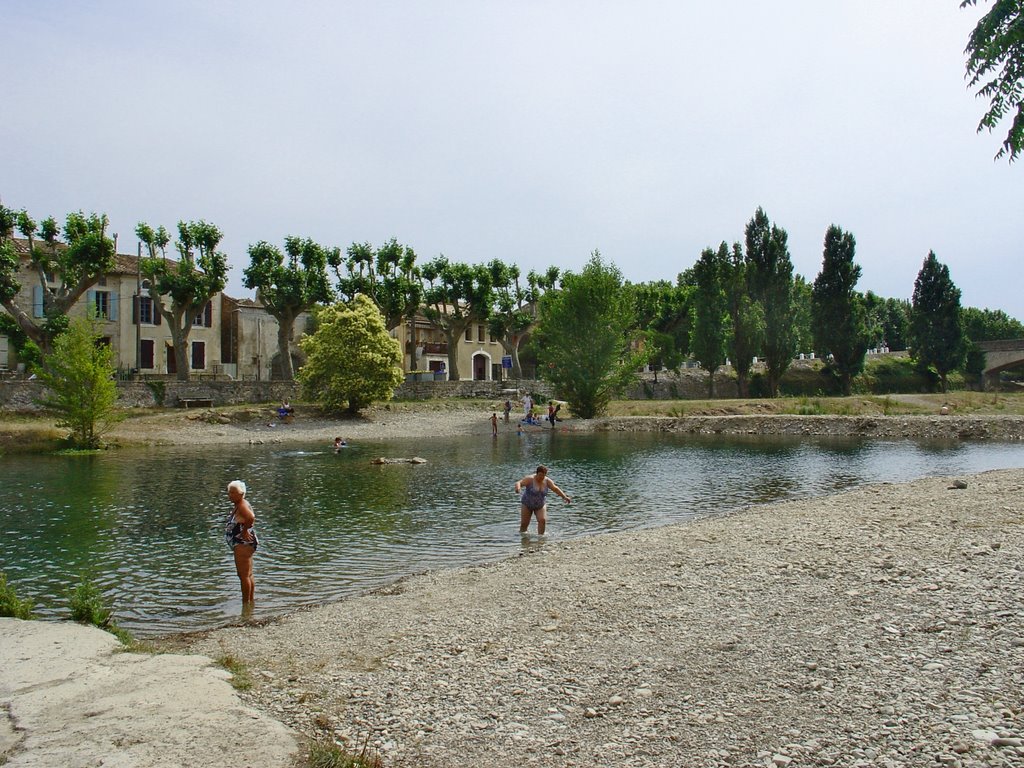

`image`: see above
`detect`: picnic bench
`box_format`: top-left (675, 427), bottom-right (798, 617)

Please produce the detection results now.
top-left (178, 398), bottom-right (214, 408)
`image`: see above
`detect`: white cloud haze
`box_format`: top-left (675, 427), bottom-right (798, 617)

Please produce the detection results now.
top-left (2, 1), bottom-right (1021, 319)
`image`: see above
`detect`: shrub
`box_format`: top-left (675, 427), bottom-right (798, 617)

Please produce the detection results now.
top-left (0, 572), bottom-right (35, 619)
top-left (306, 738), bottom-right (384, 768)
top-left (68, 578), bottom-right (132, 644)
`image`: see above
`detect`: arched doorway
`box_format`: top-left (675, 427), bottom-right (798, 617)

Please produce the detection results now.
top-left (473, 352), bottom-right (490, 381)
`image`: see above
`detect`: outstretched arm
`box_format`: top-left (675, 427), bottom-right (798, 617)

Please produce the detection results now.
top-left (546, 478), bottom-right (571, 504)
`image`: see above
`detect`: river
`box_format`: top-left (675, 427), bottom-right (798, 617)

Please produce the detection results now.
top-left (1, 431), bottom-right (1021, 636)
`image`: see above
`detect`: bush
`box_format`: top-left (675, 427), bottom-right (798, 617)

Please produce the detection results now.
top-left (0, 572), bottom-right (35, 619)
top-left (306, 738), bottom-right (383, 768)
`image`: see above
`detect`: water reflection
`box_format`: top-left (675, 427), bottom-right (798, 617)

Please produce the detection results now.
top-left (0, 433), bottom-right (1020, 636)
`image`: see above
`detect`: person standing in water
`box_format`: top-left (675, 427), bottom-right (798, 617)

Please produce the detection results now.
top-left (225, 480), bottom-right (258, 606)
top-left (490, 412), bottom-right (499, 437)
top-left (514, 464), bottom-right (571, 535)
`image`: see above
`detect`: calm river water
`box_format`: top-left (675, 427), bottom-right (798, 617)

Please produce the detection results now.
top-left (1, 431), bottom-right (1021, 636)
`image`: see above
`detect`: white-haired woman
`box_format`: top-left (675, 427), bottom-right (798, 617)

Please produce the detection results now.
top-left (225, 480), bottom-right (258, 605)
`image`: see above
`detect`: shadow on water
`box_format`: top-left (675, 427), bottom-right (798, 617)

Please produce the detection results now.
top-left (1, 431), bottom-right (1020, 636)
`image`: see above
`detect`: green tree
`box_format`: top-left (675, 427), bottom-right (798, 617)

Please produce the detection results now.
top-left (723, 241), bottom-right (763, 397)
top-left (244, 237), bottom-right (337, 380)
top-left (791, 275), bottom-right (814, 355)
top-left (420, 256), bottom-right (493, 380)
top-left (36, 316), bottom-right (123, 448)
top-left (863, 292), bottom-right (911, 351)
top-left (689, 244), bottom-right (729, 397)
top-left (487, 260), bottom-right (558, 380)
top-left (745, 207), bottom-right (796, 396)
top-left (962, 0), bottom-right (1024, 161)
top-left (137, 220), bottom-right (229, 381)
top-left (631, 279), bottom-right (692, 381)
top-left (961, 306), bottom-right (1024, 341)
top-left (0, 205), bottom-right (116, 356)
top-left (910, 251), bottom-right (966, 392)
top-left (334, 239), bottom-right (421, 331)
top-left (811, 225), bottom-right (870, 395)
top-left (298, 294), bottom-right (404, 414)
top-left (533, 252), bottom-right (645, 419)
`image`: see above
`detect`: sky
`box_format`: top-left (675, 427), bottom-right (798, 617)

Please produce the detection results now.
top-left (2, 1), bottom-right (1021, 319)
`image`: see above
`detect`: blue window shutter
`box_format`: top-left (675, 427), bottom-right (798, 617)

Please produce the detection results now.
top-left (108, 292), bottom-right (118, 321)
top-left (86, 290), bottom-right (96, 319)
top-left (33, 286), bottom-right (44, 317)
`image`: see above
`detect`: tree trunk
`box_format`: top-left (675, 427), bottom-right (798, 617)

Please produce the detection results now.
top-left (276, 312), bottom-right (296, 380)
top-left (707, 367), bottom-right (716, 398)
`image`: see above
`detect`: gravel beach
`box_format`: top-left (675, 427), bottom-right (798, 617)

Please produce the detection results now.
top-left (182, 464), bottom-right (1024, 768)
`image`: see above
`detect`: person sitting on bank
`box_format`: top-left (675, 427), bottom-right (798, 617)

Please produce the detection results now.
top-left (278, 400), bottom-right (295, 420)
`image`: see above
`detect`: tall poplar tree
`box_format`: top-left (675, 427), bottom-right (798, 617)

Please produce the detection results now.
top-left (745, 207), bottom-right (796, 396)
top-left (811, 225), bottom-right (869, 395)
top-left (723, 241), bottom-right (762, 398)
top-left (690, 244), bottom-right (729, 397)
top-left (910, 251), bottom-right (966, 392)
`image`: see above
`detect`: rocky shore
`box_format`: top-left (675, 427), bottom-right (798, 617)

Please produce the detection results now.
top-left (180, 466), bottom-right (1024, 768)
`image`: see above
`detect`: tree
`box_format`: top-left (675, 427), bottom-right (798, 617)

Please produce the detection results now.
top-left (811, 225), bottom-right (870, 395)
top-left (244, 237), bottom-right (337, 380)
top-left (137, 220), bottom-right (229, 381)
top-left (723, 241), bottom-right (763, 398)
top-left (689, 244), bottom-right (729, 397)
top-left (0, 205), bottom-right (116, 356)
top-left (961, 306), bottom-right (1024, 341)
top-left (962, 0), bottom-right (1024, 161)
top-left (864, 292), bottom-right (911, 351)
top-left (631, 279), bottom-right (692, 381)
top-left (533, 252), bottom-right (645, 419)
top-left (487, 260), bottom-right (558, 380)
top-left (36, 316), bottom-right (123, 448)
top-left (334, 239), bottom-right (421, 331)
top-left (910, 251), bottom-right (966, 392)
top-left (745, 208), bottom-right (796, 396)
top-left (297, 294), bottom-right (404, 414)
top-left (420, 256), bottom-right (493, 380)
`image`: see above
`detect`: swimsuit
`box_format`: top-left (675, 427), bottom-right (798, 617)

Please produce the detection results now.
top-left (225, 512), bottom-right (258, 550)
top-left (520, 482), bottom-right (548, 512)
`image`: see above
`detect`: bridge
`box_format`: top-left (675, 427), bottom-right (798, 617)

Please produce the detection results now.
top-left (976, 339), bottom-right (1024, 389)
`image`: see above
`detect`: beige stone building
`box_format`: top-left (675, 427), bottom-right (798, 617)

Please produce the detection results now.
top-left (389, 314), bottom-right (513, 381)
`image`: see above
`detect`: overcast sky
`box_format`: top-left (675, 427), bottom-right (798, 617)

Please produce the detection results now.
top-left (2, 1), bottom-right (1021, 319)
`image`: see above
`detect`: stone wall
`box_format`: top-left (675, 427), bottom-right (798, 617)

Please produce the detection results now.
top-left (0, 380), bottom-right (301, 412)
top-left (393, 379), bottom-right (554, 401)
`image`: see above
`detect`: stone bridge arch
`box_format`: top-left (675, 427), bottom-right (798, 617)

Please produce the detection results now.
top-left (976, 339), bottom-right (1024, 389)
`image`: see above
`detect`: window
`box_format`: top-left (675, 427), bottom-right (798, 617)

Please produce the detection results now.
top-left (140, 339), bottom-right (154, 370)
top-left (465, 326), bottom-right (471, 341)
top-left (191, 341), bottom-right (206, 370)
top-left (89, 290), bottom-right (118, 321)
top-left (139, 296), bottom-right (153, 324)
top-left (478, 325), bottom-right (485, 343)
top-left (194, 301), bottom-right (213, 328)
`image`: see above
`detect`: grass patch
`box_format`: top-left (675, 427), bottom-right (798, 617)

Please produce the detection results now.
top-left (68, 578), bottom-right (133, 645)
top-left (304, 738), bottom-right (384, 768)
top-left (215, 653), bottom-right (254, 691)
top-left (0, 572), bottom-right (35, 619)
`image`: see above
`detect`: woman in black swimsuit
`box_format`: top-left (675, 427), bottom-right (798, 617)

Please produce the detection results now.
top-left (226, 480), bottom-right (258, 606)
top-left (514, 465), bottom-right (571, 535)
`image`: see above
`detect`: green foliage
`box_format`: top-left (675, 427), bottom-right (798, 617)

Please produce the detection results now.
top-left (811, 225), bottom-right (869, 395)
top-left (245, 236), bottom-right (338, 380)
top-left (962, 306), bottom-right (1024, 341)
top-left (0, 204), bottom-right (116, 355)
top-left (962, 0), bottom-right (1024, 161)
top-left (864, 292), bottom-right (911, 351)
top-left (745, 207), bottom-right (797, 397)
top-left (36, 317), bottom-right (123, 448)
top-left (0, 572), bottom-right (35, 619)
top-left (335, 239), bottom-right (421, 330)
top-left (68, 578), bottom-right (131, 643)
top-left (137, 220), bottom-right (229, 381)
top-left (631, 279), bottom-right (692, 375)
top-left (910, 251), bottom-right (966, 392)
top-left (534, 252), bottom-right (645, 419)
top-left (689, 244), bottom-right (729, 396)
top-left (421, 256), bottom-right (494, 380)
top-left (723, 241), bottom-right (763, 398)
top-left (487, 260), bottom-right (558, 379)
top-left (298, 295), bottom-right (404, 414)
